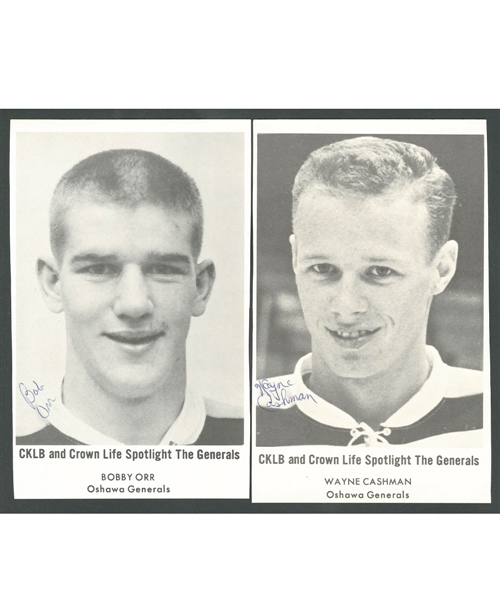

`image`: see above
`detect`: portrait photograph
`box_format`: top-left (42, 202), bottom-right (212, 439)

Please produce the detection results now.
top-left (12, 120), bottom-right (250, 499)
top-left (252, 119), bottom-right (490, 503)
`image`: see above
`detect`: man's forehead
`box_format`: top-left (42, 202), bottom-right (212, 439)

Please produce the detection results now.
top-left (63, 196), bottom-right (191, 219)
top-left (295, 184), bottom-right (430, 227)
top-left (294, 185), bottom-right (433, 261)
top-left (58, 199), bottom-right (197, 260)
top-left (61, 198), bottom-right (193, 234)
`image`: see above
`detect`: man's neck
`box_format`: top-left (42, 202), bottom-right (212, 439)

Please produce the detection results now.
top-left (308, 346), bottom-right (431, 429)
top-left (62, 359), bottom-right (186, 444)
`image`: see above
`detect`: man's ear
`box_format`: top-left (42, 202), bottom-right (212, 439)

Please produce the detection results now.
top-left (37, 256), bottom-right (64, 313)
top-left (192, 259), bottom-right (216, 317)
top-left (290, 234), bottom-right (298, 273)
top-left (432, 240), bottom-right (458, 296)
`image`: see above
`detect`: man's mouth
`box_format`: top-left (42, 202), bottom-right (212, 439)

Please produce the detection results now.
top-left (326, 326), bottom-right (381, 348)
top-left (104, 331), bottom-right (164, 345)
top-left (330, 329), bottom-right (379, 340)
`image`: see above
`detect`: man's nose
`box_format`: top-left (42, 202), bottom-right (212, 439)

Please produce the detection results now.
top-left (329, 274), bottom-right (368, 319)
top-left (113, 265), bottom-right (153, 319)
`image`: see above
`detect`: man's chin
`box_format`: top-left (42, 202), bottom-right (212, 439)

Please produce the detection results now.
top-left (315, 347), bottom-right (386, 380)
top-left (97, 371), bottom-right (169, 401)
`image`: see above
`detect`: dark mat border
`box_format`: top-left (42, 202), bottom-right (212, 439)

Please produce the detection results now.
top-left (1, 108), bottom-right (498, 514)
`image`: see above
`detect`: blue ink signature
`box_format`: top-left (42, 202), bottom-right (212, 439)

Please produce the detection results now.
top-left (19, 381), bottom-right (56, 418)
top-left (255, 379), bottom-right (317, 411)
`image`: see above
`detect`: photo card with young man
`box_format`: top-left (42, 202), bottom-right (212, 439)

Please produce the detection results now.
top-left (12, 119), bottom-right (251, 499)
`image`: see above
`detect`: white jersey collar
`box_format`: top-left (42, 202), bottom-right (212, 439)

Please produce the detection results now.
top-left (48, 386), bottom-right (206, 446)
top-left (294, 346), bottom-right (448, 429)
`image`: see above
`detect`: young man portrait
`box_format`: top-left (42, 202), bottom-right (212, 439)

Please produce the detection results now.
top-left (17, 140), bottom-right (244, 446)
top-left (256, 134), bottom-right (484, 447)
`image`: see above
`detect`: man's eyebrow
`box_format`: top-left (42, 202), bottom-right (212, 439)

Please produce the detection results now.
top-left (70, 253), bottom-right (192, 264)
top-left (301, 254), bottom-right (330, 261)
top-left (71, 253), bottom-right (119, 264)
top-left (300, 254), bottom-right (405, 264)
top-left (364, 256), bottom-right (402, 263)
top-left (146, 252), bottom-right (191, 264)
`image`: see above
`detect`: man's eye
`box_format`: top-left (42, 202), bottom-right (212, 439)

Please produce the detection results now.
top-left (367, 266), bottom-right (396, 278)
top-left (146, 264), bottom-right (187, 277)
top-left (311, 264), bottom-right (336, 275)
top-left (81, 264), bottom-right (117, 276)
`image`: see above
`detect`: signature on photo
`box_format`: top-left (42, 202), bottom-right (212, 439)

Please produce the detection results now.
top-left (255, 378), bottom-right (317, 411)
top-left (19, 380), bottom-right (55, 418)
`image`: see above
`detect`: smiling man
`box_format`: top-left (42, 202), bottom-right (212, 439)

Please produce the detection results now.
top-left (256, 137), bottom-right (483, 447)
top-left (17, 149), bottom-right (243, 445)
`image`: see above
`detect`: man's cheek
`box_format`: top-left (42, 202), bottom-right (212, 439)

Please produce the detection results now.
top-left (299, 297), bottom-right (323, 329)
top-left (389, 291), bottom-right (429, 328)
top-left (68, 304), bottom-right (98, 323)
top-left (296, 278), bottom-right (317, 304)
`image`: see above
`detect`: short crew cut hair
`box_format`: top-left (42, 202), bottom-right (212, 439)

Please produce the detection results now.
top-left (292, 136), bottom-right (457, 257)
top-left (50, 149), bottom-right (204, 261)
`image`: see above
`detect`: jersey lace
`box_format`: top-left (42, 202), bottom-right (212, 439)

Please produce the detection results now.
top-left (348, 422), bottom-right (391, 446)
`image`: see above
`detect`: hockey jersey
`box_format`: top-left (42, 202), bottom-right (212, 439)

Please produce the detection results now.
top-left (256, 347), bottom-right (483, 447)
